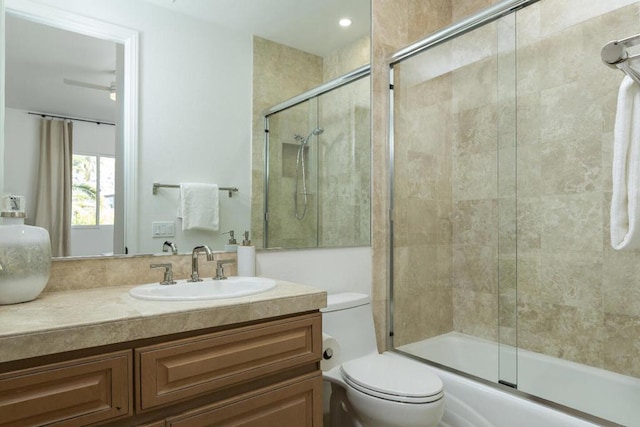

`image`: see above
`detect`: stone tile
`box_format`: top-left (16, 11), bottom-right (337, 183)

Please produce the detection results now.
top-left (539, 82), bottom-right (603, 144)
top-left (537, 251), bottom-right (603, 310)
top-left (603, 250), bottom-right (640, 317)
top-left (603, 313), bottom-right (640, 377)
top-left (541, 136), bottom-right (602, 195)
top-left (393, 289), bottom-right (453, 347)
top-left (452, 245), bottom-right (497, 294)
top-left (452, 0), bottom-right (501, 22)
top-left (453, 288), bottom-right (498, 341)
top-left (453, 103), bottom-right (497, 156)
top-left (452, 57), bottom-right (498, 113)
top-left (517, 197), bottom-right (542, 251)
top-left (540, 193), bottom-right (603, 252)
top-left (452, 199), bottom-right (498, 246)
top-left (518, 301), bottom-right (604, 368)
top-left (453, 151), bottom-right (498, 201)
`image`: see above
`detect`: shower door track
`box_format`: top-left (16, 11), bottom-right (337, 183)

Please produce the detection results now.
top-left (263, 64), bottom-right (370, 117)
top-left (389, 0), bottom-right (539, 66)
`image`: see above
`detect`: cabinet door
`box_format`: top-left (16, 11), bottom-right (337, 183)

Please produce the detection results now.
top-left (0, 350), bottom-right (132, 427)
top-left (166, 372), bottom-right (322, 427)
top-left (137, 313), bottom-right (321, 410)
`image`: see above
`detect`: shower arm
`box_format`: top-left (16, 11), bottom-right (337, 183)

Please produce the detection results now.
top-left (602, 33), bottom-right (640, 86)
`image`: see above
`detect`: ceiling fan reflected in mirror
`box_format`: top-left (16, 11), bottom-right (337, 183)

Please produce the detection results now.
top-left (63, 78), bottom-right (116, 101)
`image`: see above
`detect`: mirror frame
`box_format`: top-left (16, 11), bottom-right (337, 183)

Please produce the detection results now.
top-left (2, 0), bottom-right (139, 254)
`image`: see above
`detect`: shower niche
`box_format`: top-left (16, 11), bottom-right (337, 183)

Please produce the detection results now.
top-left (263, 67), bottom-right (371, 249)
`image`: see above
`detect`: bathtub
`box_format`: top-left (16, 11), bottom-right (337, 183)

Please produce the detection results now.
top-left (398, 332), bottom-right (640, 427)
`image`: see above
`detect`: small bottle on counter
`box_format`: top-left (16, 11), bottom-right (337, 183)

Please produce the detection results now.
top-left (223, 230), bottom-right (238, 252)
top-left (237, 231), bottom-right (256, 277)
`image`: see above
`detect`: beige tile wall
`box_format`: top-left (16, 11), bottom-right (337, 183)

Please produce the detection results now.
top-left (251, 35), bottom-right (371, 249)
top-left (378, 0), bottom-right (640, 379)
top-left (515, 1), bottom-right (640, 376)
top-left (251, 37), bottom-right (324, 248)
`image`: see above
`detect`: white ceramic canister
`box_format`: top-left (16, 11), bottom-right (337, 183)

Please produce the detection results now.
top-left (0, 212), bottom-right (52, 304)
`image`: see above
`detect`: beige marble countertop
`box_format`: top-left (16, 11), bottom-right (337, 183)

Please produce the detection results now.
top-left (0, 280), bottom-right (326, 363)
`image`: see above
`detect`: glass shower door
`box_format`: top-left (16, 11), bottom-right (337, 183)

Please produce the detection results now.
top-left (265, 99), bottom-right (319, 249)
top-left (390, 14), bottom-right (518, 387)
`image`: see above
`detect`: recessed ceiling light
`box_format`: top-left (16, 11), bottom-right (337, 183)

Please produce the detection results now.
top-left (339, 18), bottom-right (352, 28)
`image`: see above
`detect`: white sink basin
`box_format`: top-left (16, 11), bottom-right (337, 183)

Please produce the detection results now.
top-left (129, 276), bottom-right (277, 301)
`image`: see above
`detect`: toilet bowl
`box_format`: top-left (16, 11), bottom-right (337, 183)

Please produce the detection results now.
top-left (321, 293), bottom-right (444, 427)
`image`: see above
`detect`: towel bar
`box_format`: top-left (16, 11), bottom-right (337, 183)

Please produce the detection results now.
top-left (152, 183), bottom-right (239, 197)
top-left (602, 34), bottom-right (640, 86)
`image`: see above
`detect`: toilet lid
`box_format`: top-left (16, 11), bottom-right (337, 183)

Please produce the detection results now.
top-left (341, 353), bottom-right (444, 404)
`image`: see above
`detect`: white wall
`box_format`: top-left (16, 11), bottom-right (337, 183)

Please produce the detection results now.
top-left (3, 108), bottom-right (39, 222)
top-left (17, 0), bottom-right (253, 254)
top-left (257, 246), bottom-right (372, 296)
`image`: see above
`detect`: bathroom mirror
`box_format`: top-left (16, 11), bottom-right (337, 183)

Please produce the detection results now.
top-left (1, 0), bottom-right (371, 257)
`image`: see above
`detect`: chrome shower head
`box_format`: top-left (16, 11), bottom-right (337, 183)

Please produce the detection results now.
top-left (303, 127), bottom-right (324, 144)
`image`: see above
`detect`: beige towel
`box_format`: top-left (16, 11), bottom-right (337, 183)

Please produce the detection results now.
top-left (177, 183), bottom-right (219, 231)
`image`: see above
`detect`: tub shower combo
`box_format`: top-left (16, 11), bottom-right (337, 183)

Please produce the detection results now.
top-left (262, 66), bottom-right (371, 249)
top-left (389, 0), bottom-right (640, 425)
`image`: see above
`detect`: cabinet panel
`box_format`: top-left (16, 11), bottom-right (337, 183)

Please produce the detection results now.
top-left (166, 372), bottom-right (322, 427)
top-left (137, 313), bottom-right (321, 410)
top-left (0, 350), bottom-right (131, 427)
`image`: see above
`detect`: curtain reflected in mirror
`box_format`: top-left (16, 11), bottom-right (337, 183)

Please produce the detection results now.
top-left (34, 119), bottom-right (73, 257)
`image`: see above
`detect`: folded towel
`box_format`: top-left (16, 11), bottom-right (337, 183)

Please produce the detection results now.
top-left (611, 76), bottom-right (640, 250)
top-left (177, 183), bottom-right (219, 231)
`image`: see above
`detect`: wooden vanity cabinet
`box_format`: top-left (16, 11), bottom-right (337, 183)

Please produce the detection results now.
top-left (0, 311), bottom-right (322, 427)
top-left (136, 313), bottom-right (321, 411)
top-left (165, 372), bottom-right (322, 427)
top-left (0, 350), bottom-right (132, 427)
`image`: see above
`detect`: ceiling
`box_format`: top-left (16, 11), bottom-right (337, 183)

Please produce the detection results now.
top-left (4, 1), bottom-right (370, 123)
top-left (5, 14), bottom-right (118, 122)
top-left (138, 0), bottom-right (370, 57)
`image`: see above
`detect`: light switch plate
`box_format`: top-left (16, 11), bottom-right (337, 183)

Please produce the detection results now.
top-left (152, 221), bottom-right (175, 238)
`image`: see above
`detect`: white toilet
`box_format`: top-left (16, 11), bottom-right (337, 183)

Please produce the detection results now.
top-left (321, 293), bottom-right (444, 427)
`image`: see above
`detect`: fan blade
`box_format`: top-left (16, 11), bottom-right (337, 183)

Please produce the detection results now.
top-left (63, 78), bottom-right (111, 92)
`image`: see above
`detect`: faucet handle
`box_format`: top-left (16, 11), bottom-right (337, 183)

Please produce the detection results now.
top-left (213, 259), bottom-right (235, 280)
top-left (150, 263), bottom-right (176, 285)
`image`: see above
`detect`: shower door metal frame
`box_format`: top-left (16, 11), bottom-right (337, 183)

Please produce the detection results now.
top-left (386, 0), bottom-right (620, 425)
top-left (263, 65), bottom-right (371, 248)
top-left (387, 0), bottom-right (539, 349)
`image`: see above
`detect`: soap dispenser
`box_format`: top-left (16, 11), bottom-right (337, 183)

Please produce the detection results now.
top-left (223, 230), bottom-right (238, 252)
top-left (237, 231), bottom-right (256, 277)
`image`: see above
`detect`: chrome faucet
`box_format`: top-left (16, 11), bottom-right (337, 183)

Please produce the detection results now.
top-left (189, 245), bottom-right (214, 282)
top-left (162, 240), bottom-right (178, 255)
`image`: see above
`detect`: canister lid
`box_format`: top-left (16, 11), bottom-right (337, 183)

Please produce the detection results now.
top-left (1, 211), bottom-right (26, 218)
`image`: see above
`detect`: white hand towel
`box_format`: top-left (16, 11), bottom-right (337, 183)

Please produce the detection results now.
top-left (611, 76), bottom-right (640, 250)
top-left (177, 183), bottom-right (219, 231)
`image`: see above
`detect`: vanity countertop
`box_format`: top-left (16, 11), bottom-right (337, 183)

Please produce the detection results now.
top-left (0, 280), bottom-right (326, 363)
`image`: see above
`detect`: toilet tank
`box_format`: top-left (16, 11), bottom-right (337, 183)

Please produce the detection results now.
top-left (321, 293), bottom-right (379, 365)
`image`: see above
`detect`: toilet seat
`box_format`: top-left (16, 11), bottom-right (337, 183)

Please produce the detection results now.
top-left (340, 353), bottom-right (444, 404)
